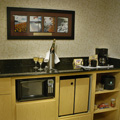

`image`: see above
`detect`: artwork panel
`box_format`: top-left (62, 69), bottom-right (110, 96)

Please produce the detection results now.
top-left (44, 17), bottom-right (55, 33)
top-left (14, 15), bottom-right (27, 32)
top-left (30, 16), bottom-right (42, 32)
top-left (57, 17), bottom-right (68, 33)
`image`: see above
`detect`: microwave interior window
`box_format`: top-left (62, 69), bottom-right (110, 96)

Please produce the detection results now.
top-left (21, 80), bottom-right (43, 98)
top-left (16, 77), bottom-right (55, 102)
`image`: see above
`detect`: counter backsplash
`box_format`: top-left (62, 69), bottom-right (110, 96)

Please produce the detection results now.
top-left (0, 57), bottom-right (119, 77)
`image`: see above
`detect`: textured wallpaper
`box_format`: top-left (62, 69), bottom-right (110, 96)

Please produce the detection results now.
top-left (0, 0), bottom-right (120, 59)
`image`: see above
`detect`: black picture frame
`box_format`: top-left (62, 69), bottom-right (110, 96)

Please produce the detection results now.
top-left (7, 7), bottom-right (75, 40)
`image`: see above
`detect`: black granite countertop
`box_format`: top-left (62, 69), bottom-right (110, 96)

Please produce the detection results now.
top-left (0, 57), bottom-right (120, 77)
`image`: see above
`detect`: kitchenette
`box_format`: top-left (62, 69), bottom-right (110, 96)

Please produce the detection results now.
top-left (0, 55), bottom-right (120, 120)
top-left (0, 0), bottom-right (120, 120)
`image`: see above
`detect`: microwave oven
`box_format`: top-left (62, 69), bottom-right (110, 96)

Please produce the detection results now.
top-left (16, 77), bottom-right (55, 102)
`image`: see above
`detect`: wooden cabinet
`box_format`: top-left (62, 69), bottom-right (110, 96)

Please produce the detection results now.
top-left (0, 78), bottom-right (12, 120)
top-left (16, 99), bottom-right (56, 120)
top-left (0, 70), bottom-right (120, 120)
top-left (59, 79), bottom-right (75, 116)
top-left (59, 77), bottom-right (90, 116)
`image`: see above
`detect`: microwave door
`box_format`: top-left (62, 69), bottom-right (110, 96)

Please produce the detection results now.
top-left (16, 77), bottom-right (55, 101)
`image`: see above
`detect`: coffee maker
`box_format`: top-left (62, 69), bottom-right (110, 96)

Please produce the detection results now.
top-left (96, 48), bottom-right (108, 66)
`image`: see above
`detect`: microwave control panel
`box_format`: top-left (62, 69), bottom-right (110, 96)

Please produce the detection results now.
top-left (48, 79), bottom-right (54, 94)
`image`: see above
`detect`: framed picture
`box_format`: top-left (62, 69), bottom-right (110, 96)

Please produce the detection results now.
top-left (7, 7), bottom-right (75, 40)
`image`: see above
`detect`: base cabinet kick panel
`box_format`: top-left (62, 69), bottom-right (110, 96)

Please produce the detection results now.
top-left (58, 114), bottom-right (91, 120)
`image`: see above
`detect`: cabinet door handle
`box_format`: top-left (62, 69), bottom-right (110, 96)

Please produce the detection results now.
top-left (71, 82), bottom-right (73, 85)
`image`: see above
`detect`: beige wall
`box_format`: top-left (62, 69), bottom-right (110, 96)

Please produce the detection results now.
top-left (0, 0), bottom-right (120, 59)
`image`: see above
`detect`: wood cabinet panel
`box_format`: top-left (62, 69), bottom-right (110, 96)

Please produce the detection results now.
top-left (0, 95), bottom-right (12, 120)
top-left (16, 99), bottom-right (56, 120)
top-left (59, 79), bottom-right (75, 116)
top-left (58, 114), bottom-right (91, 120)
top-left (0, 78), bottom-right (11, 94)
top-left (74, 78), bottom-right (89, 113)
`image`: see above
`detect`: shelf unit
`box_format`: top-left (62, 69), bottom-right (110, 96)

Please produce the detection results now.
top-left (94, 72), bottom-right (120, 120)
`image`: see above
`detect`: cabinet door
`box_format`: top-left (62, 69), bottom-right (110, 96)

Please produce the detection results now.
top-left (16, 99), bottom-right (56, 120)
top-left (0, 78), bottom-right (11, 94)
top-left (74, 78), bottom-right (90, 113)
top-left (0, 95), bottom-right (12, 120)
top-left (59, 79), bottom-right (75, 116)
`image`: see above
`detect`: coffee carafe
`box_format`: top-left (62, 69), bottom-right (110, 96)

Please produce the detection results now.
top-left (96, 48), bottom-right (108, 66)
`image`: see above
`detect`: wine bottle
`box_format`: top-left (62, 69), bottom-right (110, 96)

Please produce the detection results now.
top-left (50, 39), bottom-right (56, 54)
top-left (49, 39), bottom-right (56, 70)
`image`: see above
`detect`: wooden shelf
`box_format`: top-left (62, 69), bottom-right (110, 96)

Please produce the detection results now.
top-left (94, 107), bottom-right (118, 114)
top-left (95, 89), bottom-right (119, 95)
